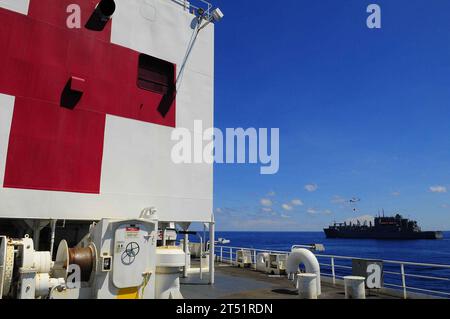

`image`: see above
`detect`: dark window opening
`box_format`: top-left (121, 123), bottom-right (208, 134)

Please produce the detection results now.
top-left (137, 54), bottom-right (175, 95)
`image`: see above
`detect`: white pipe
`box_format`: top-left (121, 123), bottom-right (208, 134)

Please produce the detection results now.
top-left (203, 224), bottom-right (206, 252)
top-left (286, 248), bottom-right (321, 295)
top-left (258, 252), bottom-right (269, 264)
top-left (33, 221), bottom-right (41, 250)
top-left (344, 276), bottom-right (366, 299)
top-left (183, 233), bottom-right (189, 278)
top-left (297, 273), bottom-right (318, 299)
top-left (209, 215), bottom-right (215, 285)
top-left (196, 234), bottom-right (203, 280)
top-left (256, 252), bottom-right (269, 272)
top-left (49, 220), bottom-right (57, 257)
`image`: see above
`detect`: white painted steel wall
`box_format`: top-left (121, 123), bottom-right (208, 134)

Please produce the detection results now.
top-left (0, 0), bottom-right (214, 222)
top-left (0, 0), bottom-right (29, 15)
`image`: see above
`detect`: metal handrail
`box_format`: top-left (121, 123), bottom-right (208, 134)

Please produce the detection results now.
top-left (214, 245), bottom-right (450, 299)
top-left (316, 253), bottom-right (450, 268)
top-left (320, 263), bottom-right (352, 270)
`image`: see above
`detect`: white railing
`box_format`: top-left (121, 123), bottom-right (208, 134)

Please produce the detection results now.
top-left (214, 245), bottom-right (450, 299)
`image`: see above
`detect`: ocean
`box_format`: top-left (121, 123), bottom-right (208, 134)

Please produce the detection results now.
top-left (214, 231), bottom-right (450, 297)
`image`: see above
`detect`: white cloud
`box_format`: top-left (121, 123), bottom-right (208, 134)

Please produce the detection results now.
top-left (215, 212), bottom-right (327, 231)
top-left (261, 207), bottom-right (273, 213)
top-left (304, 184), bottom-right (318, 192)
top-left (213, 207), bottom-right (244, 217)
top-left (291, 199), bottom-right (304, 206)
top-left (220, 217), bottom-right (300, 230)
top-left (306, 207), bottom-right (332, 215)
top-left (391, 191), bottom-right (401, 196)
top-left (282, 204), bottom-right (293, 211)
top-left (267, 191), bottom-right (276, 197)
top-left (260, 198), bottom-right (273, 207)
top-left (429, 186), bottom-right (447, 193)
top-left (331, 195), bottom-right (346, 204)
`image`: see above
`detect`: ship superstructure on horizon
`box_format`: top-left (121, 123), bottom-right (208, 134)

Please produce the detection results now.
top-left (324, 214), bottom-right (443, 240)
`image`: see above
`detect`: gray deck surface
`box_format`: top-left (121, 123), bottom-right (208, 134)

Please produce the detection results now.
top-left (181, 262), bottom-right (397, 299)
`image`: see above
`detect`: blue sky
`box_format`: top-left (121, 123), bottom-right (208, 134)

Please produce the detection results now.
top-left (211, 0), bottom-right (450, 231)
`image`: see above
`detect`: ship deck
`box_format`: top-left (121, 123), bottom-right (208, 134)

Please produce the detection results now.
top-left (180, 262), bottom-right (399, 299)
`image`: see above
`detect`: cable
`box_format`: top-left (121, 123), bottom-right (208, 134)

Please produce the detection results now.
top-left (175, 15), bottom-right (207, 92)
top-left (140, 272), bottom-right (152, 299)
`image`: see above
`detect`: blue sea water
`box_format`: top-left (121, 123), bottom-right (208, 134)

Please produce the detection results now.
top-left (214, 231), bottom-right (450, 297)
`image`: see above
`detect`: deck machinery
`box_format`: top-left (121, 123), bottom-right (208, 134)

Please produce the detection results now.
top-left (0, 0), bottom-right (219, 299)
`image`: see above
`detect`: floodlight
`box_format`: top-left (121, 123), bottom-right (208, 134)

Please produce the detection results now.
top-left (211, 8), bottom-right (224, 22)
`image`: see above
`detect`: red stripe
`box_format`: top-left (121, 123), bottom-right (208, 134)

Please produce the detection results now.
top-left (0, 0), bottom-right (176, 194)
top-left (4, 97), bottom-right (105, 194)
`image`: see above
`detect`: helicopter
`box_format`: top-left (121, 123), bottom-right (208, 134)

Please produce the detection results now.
top-left (349, 197), bottom-right (361, 212)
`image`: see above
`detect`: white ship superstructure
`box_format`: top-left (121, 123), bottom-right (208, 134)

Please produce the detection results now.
top-left (0, 0), bottom-right (220, 299)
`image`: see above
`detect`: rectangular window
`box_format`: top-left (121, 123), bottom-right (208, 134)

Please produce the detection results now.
top-left (137, 54), bottom-right (175, 95)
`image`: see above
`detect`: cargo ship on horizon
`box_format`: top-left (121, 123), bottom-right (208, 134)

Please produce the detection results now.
top-left (324, 214), bottom-right (443, 240)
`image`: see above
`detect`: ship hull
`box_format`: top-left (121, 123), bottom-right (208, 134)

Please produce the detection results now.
top-left (323, 228), bottom-right (443, 240)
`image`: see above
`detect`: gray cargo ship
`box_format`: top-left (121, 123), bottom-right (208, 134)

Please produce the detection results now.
top-left (324, 214), bottom-right (443, 240)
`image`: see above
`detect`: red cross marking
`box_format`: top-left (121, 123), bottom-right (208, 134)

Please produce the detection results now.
top-left (0, 0), bottom-right (176, 194)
